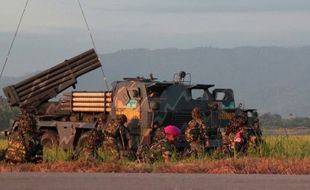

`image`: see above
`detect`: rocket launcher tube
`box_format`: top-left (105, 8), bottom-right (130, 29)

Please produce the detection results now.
top-left (3, 49), bottom-right (101, 109)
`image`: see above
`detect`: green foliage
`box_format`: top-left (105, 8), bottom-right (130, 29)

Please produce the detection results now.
top-left (0, 136), bottom-right (309, 162)
top-left (0, 139), bottom-right (8, 150)
top-left (260, 113), bottom-right (310, 128)
top-left (255, 136), bottom-right (310, 159)
top-left (43, 147), bottom-right (74, 162)
top-left (0, 99), bottom-right (19, 130)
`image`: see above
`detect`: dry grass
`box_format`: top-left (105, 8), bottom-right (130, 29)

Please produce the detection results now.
top-left (0, 135), bottom-right (309, 174)
top-left (0, 158), bottom-right (308, 174)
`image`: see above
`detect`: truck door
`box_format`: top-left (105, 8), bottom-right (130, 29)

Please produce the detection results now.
top-left (114, 86), bottom-right (141, 149)
top-left (212, 89), bottom-right (236, 129)
top-left (114, 87), bottom-right (141, 121)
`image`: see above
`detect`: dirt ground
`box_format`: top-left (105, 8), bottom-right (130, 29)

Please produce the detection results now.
top-left (0, 158), bottom-right (309, 174)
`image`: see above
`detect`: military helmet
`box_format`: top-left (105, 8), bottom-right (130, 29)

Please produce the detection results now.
top-left (192, 107), bottom-right (202, 119)
top-left (116, 114), bottom-right (127, 124)
top-left (18, 114), bottom-right (36, 133)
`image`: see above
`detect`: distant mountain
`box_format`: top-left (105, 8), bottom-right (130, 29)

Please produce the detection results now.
top-left (2, 46), bottom-right (310, 116)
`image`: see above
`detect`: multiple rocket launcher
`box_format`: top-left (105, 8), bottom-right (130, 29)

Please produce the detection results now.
top-left (61, 91), bottom-right (112, 113)
top-left (2, 49), bottom-right (110, 113)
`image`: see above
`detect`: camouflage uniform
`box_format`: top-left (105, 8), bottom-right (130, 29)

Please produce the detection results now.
top-left (246, 118), bottom-right (263, 150)
top-left (75, 129), bottom-right (103, 161)
top-left (102, 115), bottom-right (128, 160)
top-left (185, 107), bottom-right (207, 158)
top-left (73, 116), bottom-right (105, 161)
top-left (136, 123), bottom-right (165, 161)
top-left (222, 115), bottom-right (247, 155)
top-left (152, 127), bottom-right (165, 143)
top-left (117, 116), bottom-right (132, 159)
top-left (5, 114), bottom-right (42, 163)
top-left (142, 138), bottom-right (176, 163)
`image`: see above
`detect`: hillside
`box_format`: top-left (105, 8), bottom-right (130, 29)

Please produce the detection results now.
top-left (2, 46), bottom-right (310, 116)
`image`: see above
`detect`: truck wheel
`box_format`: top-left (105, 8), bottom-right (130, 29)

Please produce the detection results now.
top-left (41, 131), bottom-right (59, 148)
top-left (77, 132), bottom-right (91, 149)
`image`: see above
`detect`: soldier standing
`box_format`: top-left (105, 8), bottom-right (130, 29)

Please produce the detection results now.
top-left (248, 117), bottom-right (263, 149)
top-left (116, 115), bottom-right (132, 159)
top-left (185, 107), bottom-right (207, 158)
top-left (102, 114), bottom-right (128, 160)
top-left (5, 113), bottom-right (43, 163)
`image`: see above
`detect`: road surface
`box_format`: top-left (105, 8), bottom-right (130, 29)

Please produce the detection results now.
top-left (0, 173), bottom-right (308, 190)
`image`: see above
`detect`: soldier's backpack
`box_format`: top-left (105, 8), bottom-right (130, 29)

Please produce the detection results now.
top-left (5, 131), bottom-right (27, 163)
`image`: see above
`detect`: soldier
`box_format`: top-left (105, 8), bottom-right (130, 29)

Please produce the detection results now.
top-left (222, 113), bottom-right (247, 156)
top-left (136, 121), bottom-right (165, 161)
top-left (117, 115), bottom-right (132, 159)
top-left (73, 115), bottom-right (105, 161)
top-left (102, 114), bottom-right (128, 160)
top-left (185, 107), bottom-right (207, 158)
top-left (246, 117), bottom-right (263, 150)
top-left (151, 122), bottom-right (165, 143)
top-left (233, 126), bottom-right (246, 153)
top-left (143, 125), bottom-right (181, 163)
top-left (5, 113), bottom-right (43, 163)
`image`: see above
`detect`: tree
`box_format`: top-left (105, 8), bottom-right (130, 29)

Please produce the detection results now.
top-left (0, 98), bottom-right (20, 130)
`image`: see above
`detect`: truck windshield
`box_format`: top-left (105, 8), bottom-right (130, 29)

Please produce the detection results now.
top-left (215, 91), bottom-right (235, 109)
top-left (147, 86), bottom-right (167, 98)
top-left (191, 89), bottom-right (208, 100)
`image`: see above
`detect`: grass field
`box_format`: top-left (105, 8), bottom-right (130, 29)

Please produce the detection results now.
top-left (0, 135), bottom-right (309, 174)
top-left (1, 135), bottom-right (309, 161)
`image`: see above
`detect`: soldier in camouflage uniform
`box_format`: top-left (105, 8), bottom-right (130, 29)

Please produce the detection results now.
top-left (102, 114), bottom-right (128, 160)
top-left (142, 125), bottom-right (180, 163)
top-left (136, 121), bottom-right (165, 161)
top-left (73, 115), bottom-right (105, 161)
top-left (185, 107), bottom-right (207, 158)
top-left (249, 117), bottom-right (262, 148)
top-left (150, 121), bottom-right (166, 144)
top-left (116, 115), bottom-right (132, 159)
top-left (222, 114), bottom-right (247, 155)
top-left (5, 113), bottom-right (43, 163)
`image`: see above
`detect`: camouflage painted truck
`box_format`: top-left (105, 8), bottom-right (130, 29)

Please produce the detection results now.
top-left (2, 49), bottom-right (260, 150)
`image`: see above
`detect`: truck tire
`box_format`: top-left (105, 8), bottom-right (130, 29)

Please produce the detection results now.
top-left (40, 131), bottom-right (59, 148)
top-left (77, 132), bottom-right (91, 149)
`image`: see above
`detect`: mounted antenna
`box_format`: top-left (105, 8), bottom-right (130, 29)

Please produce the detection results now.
top-left (173, 71), bottom-right (191, 84)
top-left (0, 0), bottom-right (30, 87)
top-left (76, 0), bottom-right (110, 90)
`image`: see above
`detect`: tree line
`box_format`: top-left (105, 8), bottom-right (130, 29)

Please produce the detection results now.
top-left (0, 98), bottom-right (19, 130)
top-left (259, 112), bottom-right (310, 128)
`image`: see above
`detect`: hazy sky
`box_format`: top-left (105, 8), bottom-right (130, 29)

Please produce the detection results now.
top-left (1, 0), bottom-right (310, 76)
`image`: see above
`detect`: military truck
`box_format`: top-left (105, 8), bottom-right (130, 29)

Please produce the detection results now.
top-left (3, 49), bottom-right (260, 150)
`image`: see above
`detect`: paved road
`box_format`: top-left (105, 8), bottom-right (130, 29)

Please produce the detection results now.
top-left (0, 173), bottom-right (309, 190)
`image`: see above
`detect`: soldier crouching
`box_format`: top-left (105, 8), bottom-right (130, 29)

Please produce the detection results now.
top-left (73, 115), bottom-right (105, 162)
top-left (5, 113), bottom-right (43, 163)
top-left (222, 114), bottom-right (247, 156)
top-left (140, 125), bottom-right (181, 163)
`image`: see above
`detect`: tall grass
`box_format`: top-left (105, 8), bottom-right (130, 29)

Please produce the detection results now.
top-left (254, 135), bottom-right (310, 159)
top-left (0, 135), bottom-right (309, 162)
